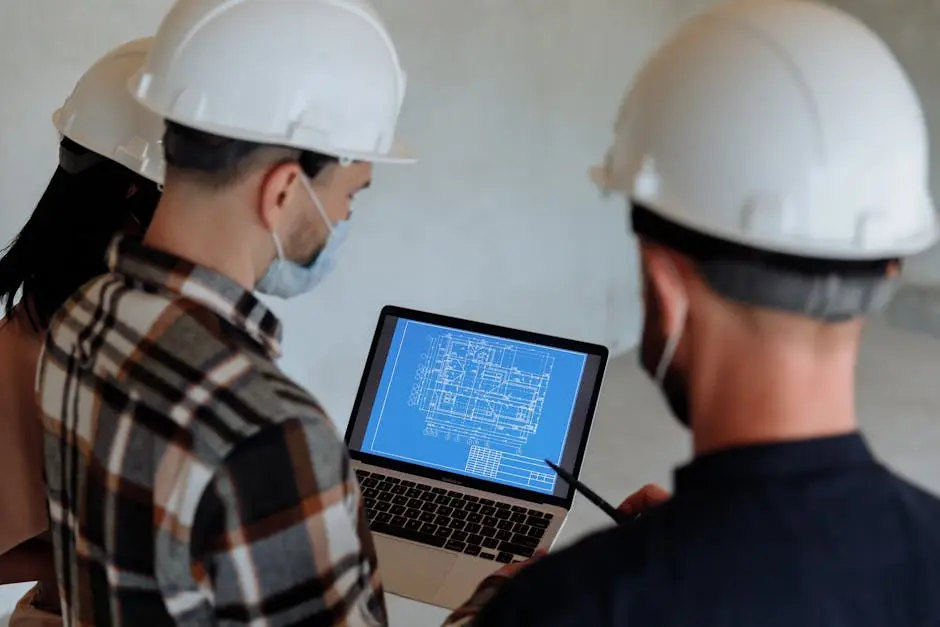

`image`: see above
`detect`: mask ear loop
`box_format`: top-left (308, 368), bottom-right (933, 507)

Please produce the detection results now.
top-left (298, 175), bottom-right (335, 236)
top-left (156, 139), bottom-right (166, 191)
top-left (654, 258), bottom-right (689, 384)
top-left (270, 230), bottom-right (286, 262)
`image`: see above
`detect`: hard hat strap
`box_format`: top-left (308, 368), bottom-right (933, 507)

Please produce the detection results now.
top-left (59, 139), bottom-right (105, 175)
top-left (699, 261), bottom-right (898, 322)
top-left (631, 204), bottom-right (900, 322)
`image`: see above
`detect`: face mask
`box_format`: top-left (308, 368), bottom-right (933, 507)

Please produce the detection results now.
top-left (639, 259), bottom-right (691, 427)
top-left (256, 176), bottom-right (350, 299)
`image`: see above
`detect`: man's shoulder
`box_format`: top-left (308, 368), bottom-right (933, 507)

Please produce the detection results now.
top-left (157, 333), bottom-right (339, 469)
top-left (228, 367), bottom-right (345, 465)
top-left (47, 273), bottom-right (339, 462)
top-left (47, 272), bottom-right (225, 357)
top-left (549, 521), bottom-right (652, 581)
top-left (885, 471), bottom-right (940, 528)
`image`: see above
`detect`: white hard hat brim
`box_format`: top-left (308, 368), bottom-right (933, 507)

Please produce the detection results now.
top-left (158, 117), bottom-right (418, 165)
top-left (141, 88), bottom-right (418, 165)
top-left (344, 137), bottom-right (416, 164)
top-left (51, 106), bottom-right (164, 185)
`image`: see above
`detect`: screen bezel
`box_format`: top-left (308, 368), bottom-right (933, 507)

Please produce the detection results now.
top-left (344, 305), bottom-right (609, 510)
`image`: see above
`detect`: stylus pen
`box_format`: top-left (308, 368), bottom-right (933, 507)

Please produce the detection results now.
top-left (544, 459), bottom-right (638, 525)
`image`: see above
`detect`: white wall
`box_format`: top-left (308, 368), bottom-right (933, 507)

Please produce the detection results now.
top-left (0, 0), bottom-right (672, 426)
top-left (2, 0), bottom-right (940, 622)
top-left (665, 0), bottom-right (940, 287)
top-left (823, 0), bottom-right (940, 287)
top-left (1, 0), bottom-right (939, 427)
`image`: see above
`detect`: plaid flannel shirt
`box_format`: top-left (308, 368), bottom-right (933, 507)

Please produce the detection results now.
top-left (37, 237), bottom-right (385, 626)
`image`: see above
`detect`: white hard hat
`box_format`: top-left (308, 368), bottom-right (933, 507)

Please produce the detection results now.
top-left (594, 0), bottom-right (939, 260)
top-left (53, 38), bottom-right (165, 185)
top-left (130, 0), bottom-right (412, 164)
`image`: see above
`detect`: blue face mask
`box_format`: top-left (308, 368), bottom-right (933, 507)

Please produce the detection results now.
top-left (256, 177), bottom-right (351, 299)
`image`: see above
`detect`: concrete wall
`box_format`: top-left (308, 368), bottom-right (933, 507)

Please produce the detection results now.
top-left (825, 0), bottom-right (940, 290)
top-left (826, 0), bottom-right (940, 338)
top-left (0, 0), bottom-right (938, 426)
top-left (0, 0), bottom-right (665, 426)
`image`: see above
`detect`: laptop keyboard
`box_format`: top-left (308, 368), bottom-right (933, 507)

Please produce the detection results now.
top-left (357, 470), bottom-right (553, 563)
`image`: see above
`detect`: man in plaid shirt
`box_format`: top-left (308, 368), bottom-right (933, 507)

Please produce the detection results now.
top-left (36, 0), bottom-right (413, 624)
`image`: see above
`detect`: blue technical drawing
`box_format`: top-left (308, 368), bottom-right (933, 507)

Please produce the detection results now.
top-left (361, 319), bottom-right (587, 493)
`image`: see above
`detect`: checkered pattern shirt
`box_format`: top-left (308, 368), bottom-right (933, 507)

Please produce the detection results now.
top-left (37, 237), bottom-right (385, 626)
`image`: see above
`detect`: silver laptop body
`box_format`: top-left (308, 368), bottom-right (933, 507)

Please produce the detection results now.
top-left (344, 306), bottom-right (608, 609)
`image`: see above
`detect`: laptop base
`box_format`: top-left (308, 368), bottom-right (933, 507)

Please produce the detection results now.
top-left (376, 535), bottom-right (501, 609)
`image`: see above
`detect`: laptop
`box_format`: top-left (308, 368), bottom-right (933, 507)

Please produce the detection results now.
top-left (345, 305), bottom-right (609, 609)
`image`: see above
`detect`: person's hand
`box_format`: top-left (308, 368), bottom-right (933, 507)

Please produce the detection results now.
top-left (493, 548), bottom-right (548, 578)
top-left (618, 483), bottom-right (670, 517)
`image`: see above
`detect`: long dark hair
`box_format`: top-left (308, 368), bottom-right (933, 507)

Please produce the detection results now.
top-left (0, 137), bottom-right (161, 331)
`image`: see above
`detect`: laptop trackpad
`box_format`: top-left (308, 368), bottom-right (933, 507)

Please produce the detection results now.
top-left (375, 536), bottom-right (458, 600)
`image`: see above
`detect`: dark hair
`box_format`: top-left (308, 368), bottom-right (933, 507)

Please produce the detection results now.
top-left (0, 138), bottom-right (162, 331)
top-left (163, 120), bottom-right (337, 189)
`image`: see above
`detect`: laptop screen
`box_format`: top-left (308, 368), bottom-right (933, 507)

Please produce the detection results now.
top-left (346, 309), bottom-right (606, 501)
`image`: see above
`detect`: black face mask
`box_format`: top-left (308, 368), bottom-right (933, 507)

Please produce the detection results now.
top-left (639, 279), bottom-right (691, 428)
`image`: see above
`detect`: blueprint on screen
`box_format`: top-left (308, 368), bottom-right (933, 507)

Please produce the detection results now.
top-left (409, 331), bottom-right (558, 489)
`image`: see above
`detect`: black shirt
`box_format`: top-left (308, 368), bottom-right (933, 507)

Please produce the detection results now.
top-left (471, 434), bottom-right (940, 626)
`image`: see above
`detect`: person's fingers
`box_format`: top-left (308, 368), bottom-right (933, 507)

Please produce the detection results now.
top-left (618, 483), bottom-right (670, 515)
top-left (494, 548), bottom-right (548, 578)
top-left (640, 484), bottom-right (670, 508)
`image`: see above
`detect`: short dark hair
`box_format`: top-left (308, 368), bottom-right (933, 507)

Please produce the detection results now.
top-left (0, 138), bottom-right (162, 331)
top-left (162, 120), bottom-right (337, 189)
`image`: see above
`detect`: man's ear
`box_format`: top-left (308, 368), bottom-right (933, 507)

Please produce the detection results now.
top-left (258, 161), bottom-right (304, 232)
top-left (886, 260), bottom-right (902, 279)
top-left (641, 243), bottom-right (689, 329)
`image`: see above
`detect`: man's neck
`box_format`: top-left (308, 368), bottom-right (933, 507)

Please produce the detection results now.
top-left (689, 341), bottom-right (859, 455)
top-left (143, 192), bottom-right (259, 291)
